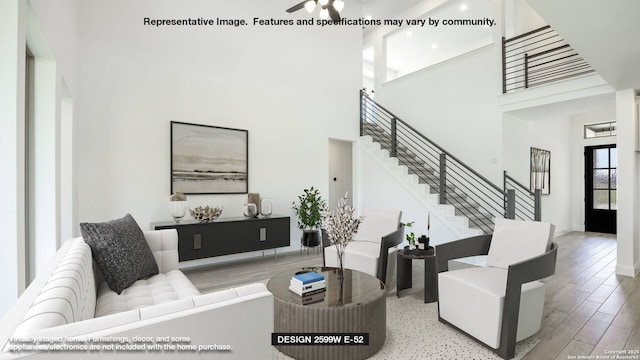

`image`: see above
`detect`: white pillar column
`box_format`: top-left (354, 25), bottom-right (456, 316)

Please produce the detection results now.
top-left (32, 58), bottom-right (60, 275)
top-left (616, 89), bottom-right (639, 277)
top-left (0, 0), bottom-right (27, 317)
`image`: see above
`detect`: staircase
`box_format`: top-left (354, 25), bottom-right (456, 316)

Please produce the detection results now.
top-left (362, 122), bottom-right (495, 233)
top-left (359, 90), bottom-right (541, 234)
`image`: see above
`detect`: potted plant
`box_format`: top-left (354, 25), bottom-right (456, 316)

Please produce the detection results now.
top-left (292, 187), bottom-right (327, 248)
top-left (404, 221), bottom-right (416, 249)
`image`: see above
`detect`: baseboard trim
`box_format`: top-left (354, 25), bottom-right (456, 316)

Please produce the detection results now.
top-left (615, 263), bottom-right (639, 277)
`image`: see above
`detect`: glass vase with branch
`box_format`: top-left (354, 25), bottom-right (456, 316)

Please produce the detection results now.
top-left (321, 193), bottom-right (362, 279)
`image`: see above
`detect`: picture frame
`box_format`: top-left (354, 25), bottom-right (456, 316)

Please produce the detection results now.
top-left (530, 147), bottom-right (550, 195)
top-left (171, 121), bottom-right (248, 194)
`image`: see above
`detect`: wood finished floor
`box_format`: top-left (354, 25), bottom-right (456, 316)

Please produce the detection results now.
top-left (184, 232), bottom-right (638, 359)
top-left (183, 248), bottom-right (325, 294)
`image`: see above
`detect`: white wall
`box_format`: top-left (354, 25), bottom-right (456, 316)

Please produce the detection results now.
top-left (0, 0), bottom-right (76, 315)
top-left (364, 0), bottom-right (505, 185)
top-left (0, 0), bottom-right (27, 319)
top-left (356, 143), bottom-right (461, 247)
top-left (501, 93), bottom-right (617, 234)
top-left (0, 0), bottom-right (78, 318)
top-left (27, 0), bottom-right (78, 277)
top-left (29, 0), bottom-right (79, 245)
top-left (30, 57), bottom-right (59, 275)
top-left (504, 0), bottom-right (547, 37)
top-left (373, 47), bottom-right (504, 184)
top-left (616, 89), bottom-right (640, 276)
top-left (502, 111), bottom-right (573, 234)
top-left (29, 0), bottom-right (77, 93)
top-left (74, 0), bottom-right (362, 265)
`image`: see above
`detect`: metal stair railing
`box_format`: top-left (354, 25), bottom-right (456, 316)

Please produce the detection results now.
top-left (502, 25), bottom-right (595, 93)
top-left (504, 171), bottom-right (542, 221)
top-left (360, 90), bottom-right (541, 233)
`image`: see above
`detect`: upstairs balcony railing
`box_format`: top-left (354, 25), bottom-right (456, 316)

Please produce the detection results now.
top-left (360, 91), bottom-right (542, 233)
top-left (502, 25), bottom-right (595, 93)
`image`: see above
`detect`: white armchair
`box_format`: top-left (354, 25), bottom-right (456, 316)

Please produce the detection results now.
top-left (436, 218), bottom-right (557, 359)
top-left (322, 209), bottom-right (403, 284)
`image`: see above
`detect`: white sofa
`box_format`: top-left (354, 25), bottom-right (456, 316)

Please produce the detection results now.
top-left (0, 230), bottom-right (274, 359)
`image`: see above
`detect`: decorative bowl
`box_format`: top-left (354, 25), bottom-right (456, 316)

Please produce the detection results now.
top-left (189, 206), bottom-right (223, 222)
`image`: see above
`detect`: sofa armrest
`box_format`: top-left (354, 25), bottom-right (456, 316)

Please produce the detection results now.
top-left (144, 230), bottom-right (179, 273)
top-left (435, 234), bottom-right (492, 273)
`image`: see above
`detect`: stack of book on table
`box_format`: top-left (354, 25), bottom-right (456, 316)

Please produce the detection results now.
top-left (290, 272), bottom-right (326, 305)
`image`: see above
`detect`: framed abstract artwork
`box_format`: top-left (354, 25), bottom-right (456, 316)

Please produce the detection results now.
top-left (530, 147), bottom-right (550, 195)
top-left (170, 121), bottom-right (248, 194)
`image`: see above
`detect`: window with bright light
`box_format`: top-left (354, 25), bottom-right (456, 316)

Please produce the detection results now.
top-left (584, 121), bottom-right (617, 139)
top-left (385, 0), bottom-right (493, 81)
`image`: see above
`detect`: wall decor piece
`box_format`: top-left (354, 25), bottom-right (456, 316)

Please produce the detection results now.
top-left (171, 121), bottom-right (248, 194)
top-left (530, 147), bottom-right (550, 195)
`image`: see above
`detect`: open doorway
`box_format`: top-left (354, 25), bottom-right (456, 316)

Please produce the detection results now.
top-left (328, 139), bottom-right (353, 210)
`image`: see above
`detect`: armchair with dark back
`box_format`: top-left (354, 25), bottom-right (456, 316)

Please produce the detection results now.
top-left (435, 218), bottom-right (558, 360)
top-left (322, 209), bottom-right (404, 285)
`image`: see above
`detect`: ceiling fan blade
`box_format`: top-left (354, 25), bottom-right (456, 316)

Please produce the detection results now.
top-left (328, 5), bottom-right (341, 21)
top-left (286, 1), bottom-right (307, 13)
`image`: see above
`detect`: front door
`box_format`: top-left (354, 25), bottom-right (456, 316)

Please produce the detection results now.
top-left (584, 145), bottom-right (617, 234)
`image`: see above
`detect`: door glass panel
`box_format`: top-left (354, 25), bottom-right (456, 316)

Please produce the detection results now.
top-left (611, 190), bottom-right (617, 210)
top-left (593, 170), bottom-right (609, 189)
top-left (593, 190), bottom-right (609, 209)
top-left (610, 169), bottom-right (617, 189)
top-left (610, 148), bottom-right (617, 166)
top-left (594, 148), bottom-right (609, 168)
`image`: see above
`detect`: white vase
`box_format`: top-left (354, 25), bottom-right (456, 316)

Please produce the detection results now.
top-left (260, 198), bottom-right (272, 217)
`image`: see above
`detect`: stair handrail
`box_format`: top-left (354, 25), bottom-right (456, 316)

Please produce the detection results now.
top-left (360, 90), bottom-right (521, 233)
top-left (502, 24), bottom-right (594, 93)
top-left (504, 25), bottom-right (551, 44)
top-left (361, 91), bottom-right (506, 196)
top-left (503, 171), bottom-right (542, 221)
top-left (504, 172), bottom-right (532, 195)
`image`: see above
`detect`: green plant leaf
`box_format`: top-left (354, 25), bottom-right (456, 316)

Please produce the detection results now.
top-left (291, 187), bottom-right (327, 230)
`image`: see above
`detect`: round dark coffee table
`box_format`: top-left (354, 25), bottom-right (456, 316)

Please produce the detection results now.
top-left (267, 267), bottom-right (386, 360)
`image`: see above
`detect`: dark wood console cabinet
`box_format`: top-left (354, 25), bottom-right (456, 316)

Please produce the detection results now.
top-left (151, 215), bottom-right (290, 262)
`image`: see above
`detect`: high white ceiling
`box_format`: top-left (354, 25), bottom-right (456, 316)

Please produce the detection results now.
top-left (355, 0), bottom-right (425, 20)
top-left (527, 0), bottom-right (640, 91)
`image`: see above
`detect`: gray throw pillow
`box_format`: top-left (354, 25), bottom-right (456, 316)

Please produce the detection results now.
top-left (80, 214), bottom-right (159, 294)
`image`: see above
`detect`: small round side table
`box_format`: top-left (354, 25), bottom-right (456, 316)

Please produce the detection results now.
top-left (396, 247), bottom-right (437, 303)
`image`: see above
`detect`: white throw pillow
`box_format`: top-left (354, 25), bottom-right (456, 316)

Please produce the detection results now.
top-left (486, 218), bottom-right (555, 269)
